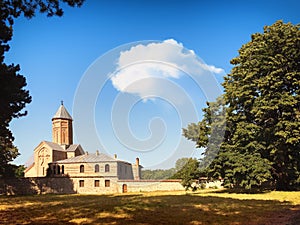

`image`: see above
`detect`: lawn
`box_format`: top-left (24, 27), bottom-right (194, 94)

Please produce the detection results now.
top-left (0, 190), bottom-right (299, 224)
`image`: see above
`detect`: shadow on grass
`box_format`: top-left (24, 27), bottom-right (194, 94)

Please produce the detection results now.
top-left (0, 193), bottom-right (299, 225)
top-left (206, 187), bottom-right (274, 194)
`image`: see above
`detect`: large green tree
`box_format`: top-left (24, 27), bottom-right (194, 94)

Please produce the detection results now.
top-left (184, 21), bottom-right (300, 191)
top-left (184, 97), bottom-right (273, 190)
top-left (0, 0), bottom-right (84, 176)
top-left (224, 21), bottom-right (300, 190)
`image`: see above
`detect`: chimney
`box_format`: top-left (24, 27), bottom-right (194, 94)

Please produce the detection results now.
top-left (135, 157), bottom-right (140, 180)
top-left (85, 151), bottom-right (88, 155)
top-left (114, 154), bottom-right (117, 159)
top-left (96, 150), bottom-right (99, 156)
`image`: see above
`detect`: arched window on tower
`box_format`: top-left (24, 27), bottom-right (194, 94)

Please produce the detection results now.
top-left (95, 164), bottom-right (99, 173)
top-left (105, 164), bottom-right (110, 172)
top-left (80, 165), bottom-right (84, 173)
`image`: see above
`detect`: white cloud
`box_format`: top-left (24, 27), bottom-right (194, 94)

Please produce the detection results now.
top-left (110, 39), bottom-right (224, 100)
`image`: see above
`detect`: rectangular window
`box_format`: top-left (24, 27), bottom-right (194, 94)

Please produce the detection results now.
top-left (79, 180), bottom-right (84, 187)
top-left (94, 180), bottom-right (100, 187)
top-left (105, 180), bottom-right (110, 187)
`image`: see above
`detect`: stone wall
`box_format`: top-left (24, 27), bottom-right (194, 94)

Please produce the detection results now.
top-left (0, 178), bottom-right (186, 195)
top-left (204, 180), bottom-right (223, 189)
top-left (0, 177), bottom-right (76, 195)
top-left (117, 180), bottom-right (185, 193)
top-left (0, 177), bottom-right (223, 195)
top-left (118, 162), bottom-right (134, 180)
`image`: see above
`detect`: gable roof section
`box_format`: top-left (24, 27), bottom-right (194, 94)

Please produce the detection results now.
top-left (24, 162), bottom-right (35, 173)
top-left (43, 141), bottom-right (65, 151)
top-left (34, 141), bottom-right (64, 152)
top-left (66, 144), bottom-right (85, 156)
top-left (34, 141), bottom-right (85, 154)
top-left (66, 144), bottom-right (81, 152)
top-left (52, 104), bottom-right (72, 120)
top-left (55, 153), bottom-right (121, 164)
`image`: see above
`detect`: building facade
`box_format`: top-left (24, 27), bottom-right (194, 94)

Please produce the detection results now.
top-left (25, 103), bottom-right (143, 193)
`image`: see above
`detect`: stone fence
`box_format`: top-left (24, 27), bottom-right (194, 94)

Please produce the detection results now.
top-left (0, 177), bottom-right (186, 195)
top-left (0, 177), bottom-right (76, 195)
top-left (117, 179), bottom-right (185, 193)
top-left (0, 177), bottom-right (221, 195)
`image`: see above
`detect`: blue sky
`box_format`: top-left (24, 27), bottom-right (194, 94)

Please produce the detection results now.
top-left (6, 0), bottom-right (300, 169)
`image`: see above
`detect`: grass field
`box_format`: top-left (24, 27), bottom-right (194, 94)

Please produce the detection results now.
top-left (0, 190), bottom-right (300, 224)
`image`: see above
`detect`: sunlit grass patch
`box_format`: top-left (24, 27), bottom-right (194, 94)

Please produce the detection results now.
top-left (69, 217), bottom-right (94, 224)
top-left (195, 189), bottom-right (300, 205)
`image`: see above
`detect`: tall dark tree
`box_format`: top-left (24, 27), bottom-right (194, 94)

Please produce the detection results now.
top-left (223, 21), bottom-right (300, 190)
top-left (184, 21), bottom-right (300, 190)
top-left (0, 0), bottom-right (84, 176)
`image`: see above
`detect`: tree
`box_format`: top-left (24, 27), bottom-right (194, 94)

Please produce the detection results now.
top-left (1, 164), bottom-right (25, 178)
top-left (223, 21), bottom-right (300, 190)
top-left (0, 0), bottom-right (84, 176)
top-left (184, 97), bottom-right (273, 190)
top-left (184, 21), bottom-right (300, 191)
top-left (174, 157), bottom-right (190, 171)
top-left (171, 158), bottom-right (200, 190)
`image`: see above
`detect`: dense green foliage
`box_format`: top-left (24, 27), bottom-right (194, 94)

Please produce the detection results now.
top-left (0, 0), bottom-right (84, 175)
top-left (1, 164), bottom-right (25, 178)
top-left (171, 158), bottom-right (201, 190)
top-left (184, 21), bottom-right (300, 190)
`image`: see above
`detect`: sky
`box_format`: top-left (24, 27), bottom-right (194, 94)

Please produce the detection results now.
top-left (6, 0), bottom-right (300, 169)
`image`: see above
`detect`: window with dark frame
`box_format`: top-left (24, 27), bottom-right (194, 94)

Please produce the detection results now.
top-left (105, 164), bottom-right (110, 172)
top-left (79, 180), bottom-right (84, 187)
top-left (94, 180), bottom-right (100, 187)
top-left (95, 164), bottom-right (99, 173)
top-left (105, 180), bottom-right (110, 187)
top-left (80, 165), bottom-right (84, 173)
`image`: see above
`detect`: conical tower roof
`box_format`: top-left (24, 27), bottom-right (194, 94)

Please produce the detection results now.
top-left (52, 101), bottom-right (72, 120)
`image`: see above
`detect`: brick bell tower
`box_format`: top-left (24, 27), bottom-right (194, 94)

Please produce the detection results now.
top-left (52, 101), bottom-right (73, 146)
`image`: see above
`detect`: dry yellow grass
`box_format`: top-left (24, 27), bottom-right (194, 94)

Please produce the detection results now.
top-left (0, 190), bottom-right (299, 224)
top-left (196, 190), bottom-right (300, 204)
